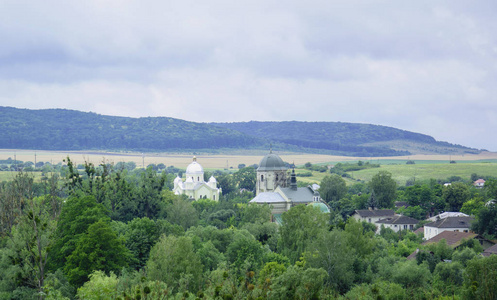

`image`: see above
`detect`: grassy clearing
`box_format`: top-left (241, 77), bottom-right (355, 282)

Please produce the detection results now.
top-left (0, 171), bottom-right (44, 182)
top-left (294, 162), bottom-right (497, 186)
top-left (349, 162), bottom-right (497, 185)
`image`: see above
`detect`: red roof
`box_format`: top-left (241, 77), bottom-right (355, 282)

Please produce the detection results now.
top-left (423, 231), bottom-right (477, 248)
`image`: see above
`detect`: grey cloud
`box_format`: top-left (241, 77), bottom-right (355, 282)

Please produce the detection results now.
top-left (0, 0), bottom-right (497, 150)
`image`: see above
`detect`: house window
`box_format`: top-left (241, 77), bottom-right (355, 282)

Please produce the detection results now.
top-left (198, 177), bottom-right (200, 181)
top-left (368, 218), bottom-right (371, 223)
top-left (394, 225), bottom-right (397, 228)
top-left (404, 225), bottom-right (407, 229)
top-left (213, 195), bottom-right (215, 201)
top-left (410, 225), bottom-right (414, 230)
top-left (464, 230), bottom-right (468, 233)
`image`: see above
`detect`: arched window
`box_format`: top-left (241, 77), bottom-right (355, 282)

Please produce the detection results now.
top-left (276, 174), bottom-right (279, 181)
top-left (261, 175), bottom-right (264, 181)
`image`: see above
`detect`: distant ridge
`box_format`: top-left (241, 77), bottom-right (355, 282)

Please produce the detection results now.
top-left (212, 121), bottom-right (480, 156)
top-left (0, 107), bottom-right (262, 151)
top-left (0, 107), bottom-right (479, 156)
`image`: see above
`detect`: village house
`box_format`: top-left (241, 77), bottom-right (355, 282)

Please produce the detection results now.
top-left (424, 216), bottom-right (474, 240)
top-left (352, 209), bottom-right (395, 225)
top-left (375, 215), bottom-right (419, 233)
top-left (473, 178), bottom-right (486, 188)
top-left (407, 231), bottom-right (495, 260)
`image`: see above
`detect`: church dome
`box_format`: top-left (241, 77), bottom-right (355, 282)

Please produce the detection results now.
top-left (208, 176), bottom-right (217, 183)
top-left (257, 153), bottom-right (287, 171)
top-left (186, 157), bottom-right (204, 174)
top-left (310, 202), bottom-right (330, 213)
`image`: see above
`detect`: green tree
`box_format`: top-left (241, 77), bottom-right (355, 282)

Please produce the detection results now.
top-left (443, 182), bottom-right (471, 212)
top-left (146, 235), bottom-right (203, 293)
top-left (165, 197), bottom-right (198, 230)
top-left (233, 167), bottom-right (256, 191)
top-left (269, 265), bottom-right (327, 300)
top-left (226, 230), bottom-right (265, 274)
top-left (123, 217), bottom-right (162, 270)
top-left (64, 220), bottom-right (130, 286)
top-left (136, 167), bottom-right (167, 219)
top-left (369, 171), bottom-right (397, 208)
top-left (484, 178), bottom-right (497, 200)
top-left (278, 205), bottom-right (328, 263)
top-left (304, 229), bottom-right (355, 293)
top-left (104, 170), bottom-right (137, 222)
top-left (460, 196), bottom-right (485, 216)
top-left (463, 255), bottom-right (497, 300)
top-left (216, 174), bottom-right (236, 195)
top-left (197, 240), bottom-right (225, 272)
top-left (319, 174), bottom-right (347, 203)
top-left (0, 172), bottom-right (35, 236)
top-left (433, 261), bottom-right (463, 296)
top-left (239, 203), bottom-right (272, 225)
top-left (49, 196), bottom-right (109, 272)
top-left (76, 271), bottom-right (119, 300)
top-left (471, 203), bottom-right (497, 238)
top-left (0, 202), bottom-right (57, 299)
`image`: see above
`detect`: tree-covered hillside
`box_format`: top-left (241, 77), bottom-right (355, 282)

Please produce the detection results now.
top-left (0, 107), bottom-right (263, 151)
top-left (0, 107), bottom-right (479, 156)
top-left (213, 121), bottom-right (479, 156)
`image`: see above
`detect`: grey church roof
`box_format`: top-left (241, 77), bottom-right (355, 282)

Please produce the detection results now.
top-left (257, 153), bottom-right (287, 171)
top-left (279, 186), bottom-right (315, 203)
top-left (250, 192), bottom-right (286, 203)
top-left (425, 216), bottom-right (474, 229)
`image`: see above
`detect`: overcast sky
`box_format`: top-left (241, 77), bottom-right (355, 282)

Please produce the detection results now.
top-left (1, 1), bottom-right (496, 151)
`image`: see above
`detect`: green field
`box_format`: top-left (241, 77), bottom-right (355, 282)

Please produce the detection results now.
top-left (295, 162), bottom-right (497, 186)
top-left (351, 162), bottom-right (497, 184)
top-left (0, 171), bottom-right (44, 182)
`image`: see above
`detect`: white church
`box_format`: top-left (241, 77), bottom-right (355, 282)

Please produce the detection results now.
top-left (173, 157), bottom-right (222, 201)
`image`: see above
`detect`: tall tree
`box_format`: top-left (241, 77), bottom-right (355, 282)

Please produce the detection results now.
top-left (319, 174), bottom-right (347, 203)
top-left (64, 220), bottom-right (130, 286)
top-left (443, 182), bottom-right (471, 212)
top-left (0, 196), bottom-right (61, 299)
top-left (278, 205), bottom-right (328, 263)
top-left (147, 235), bottom-right (203, 293)
top-left (233, 167), bottom-right (256, 191)
top-left (0, 172), bottom-right (34, 236)
top-left (137, 167), bottom-right (167, 219)
top-left (463, 255), bottom-right (497, 299)
top-left (49, 196), bottom-right (109, 272)
top-left (369, 171), bottom-right (397, 208)
top-left (471, 203), bottom-right (497, 239)
top-left (304, 229), bottom-right (355, 293)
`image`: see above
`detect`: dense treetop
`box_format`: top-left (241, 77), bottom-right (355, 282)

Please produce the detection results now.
top-left (1, 158), bottom-right (497, 299)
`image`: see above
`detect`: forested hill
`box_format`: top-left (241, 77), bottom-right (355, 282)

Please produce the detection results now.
top-left (0, 107), bottom-right (263, 151)
top-left (0, 107), bottom-right (479, 156)
top-left (212, 121), bottom-right (480, 156)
